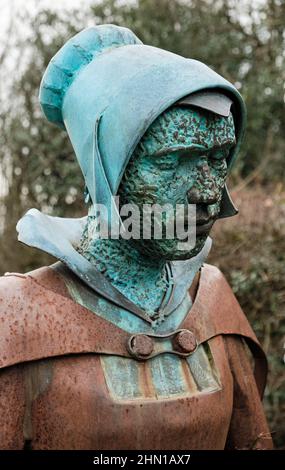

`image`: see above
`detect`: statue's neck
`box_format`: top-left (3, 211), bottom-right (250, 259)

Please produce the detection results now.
top-left (78, 218), bottom-right (169, 316)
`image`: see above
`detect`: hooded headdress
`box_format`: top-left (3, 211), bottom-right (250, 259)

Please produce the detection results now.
top-left (39, 24), bottom-right (246, 226)
top-left (16, 25), bottom-right (247, 322)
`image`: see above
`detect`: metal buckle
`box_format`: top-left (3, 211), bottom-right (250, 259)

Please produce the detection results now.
top-left (127, 328), bottom-right (198, 361)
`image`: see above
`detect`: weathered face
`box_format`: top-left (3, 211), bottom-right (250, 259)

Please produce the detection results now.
top-left (118, 105), bottom-right (236, 260)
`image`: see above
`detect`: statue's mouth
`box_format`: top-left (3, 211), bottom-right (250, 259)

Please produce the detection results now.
top-left (179, 216), bottom-right (215, 237)
top-left (196, 219), bottom-right (215, 235)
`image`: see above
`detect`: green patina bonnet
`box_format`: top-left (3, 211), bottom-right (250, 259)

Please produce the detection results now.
top-left (39, 24), bottom-right (246, 224)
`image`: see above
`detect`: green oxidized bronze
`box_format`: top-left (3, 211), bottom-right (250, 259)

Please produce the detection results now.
top-left (0, 24), bottom-right (272, 450)
top-left (79, 106), bottom-right (235, 315)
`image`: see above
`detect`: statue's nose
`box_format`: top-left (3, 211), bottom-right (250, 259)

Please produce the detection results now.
top-left (187, 186), bottom-right (219, 205)
top-left (187, 161), bottom-right (220, 205)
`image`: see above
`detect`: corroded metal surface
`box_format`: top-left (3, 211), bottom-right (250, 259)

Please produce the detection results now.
top-left (127, 329), bottom-right (198, 360)
top-left (173, 330), bottom-right (197, 353)
top-left (17, 209), bottom-right (212, 324)
top-left (128, 334), bottom-right (154, 358)
top-left (0, 263), bottom-right (273, 449)
top-left (0, 264), bottom-right (267, 374)
top-left (1, 24), bottom-right (272, 452)
top-left (24, 337), bottom-right (231, 450)
top-left (38, 26), bottom-right (246, 230)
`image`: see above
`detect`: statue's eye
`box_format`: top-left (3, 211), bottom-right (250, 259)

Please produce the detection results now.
top-left (209, 148), bottom-right (228, 171)
top-left (210, 148), bottom-right (229, 161)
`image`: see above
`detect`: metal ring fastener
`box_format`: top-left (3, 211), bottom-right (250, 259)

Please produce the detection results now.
top-left (127, 329), bottom-right (198, 361)
top-left (128, 334), bottom-right (154, 359)
top-left (172, 329), bottom-right (197, 354)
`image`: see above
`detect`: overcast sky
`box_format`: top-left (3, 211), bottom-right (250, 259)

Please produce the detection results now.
top-left (0, 0), bottom-right (267, 35)
top-left (0, 0), bottom-right (93, 198)
top-left (0, 0), bottom-right (91, 40)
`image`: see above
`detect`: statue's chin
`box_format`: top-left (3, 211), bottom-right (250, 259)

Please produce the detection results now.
top-left (131, 235), bottom-right (208, 261)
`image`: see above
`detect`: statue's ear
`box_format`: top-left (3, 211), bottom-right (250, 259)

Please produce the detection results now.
top-left (218, 184), bottom-right (238, 219)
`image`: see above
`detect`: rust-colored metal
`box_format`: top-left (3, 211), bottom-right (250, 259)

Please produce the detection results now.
top-left (0, 263), bottom-right (273, 450)
top-left (0, 264), bottom-right (268, 372)
top-left (127, 329), bottom-right (198, 360)
top-left (173, 330), bottom-right (197, 353)
top-left (129, 334), bottom-right (154, 358)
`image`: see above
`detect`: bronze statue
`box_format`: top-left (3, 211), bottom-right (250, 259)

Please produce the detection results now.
top-left (0, 25), bottom-right (273, 450)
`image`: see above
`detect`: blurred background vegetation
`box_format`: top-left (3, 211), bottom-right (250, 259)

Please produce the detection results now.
top-left (0, 0), bottom-right (284, 448)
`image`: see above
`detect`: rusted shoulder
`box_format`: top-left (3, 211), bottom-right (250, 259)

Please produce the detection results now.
top-left (184, 263), bottom-right (259, 344)
top-left (183, 263), bottom-right (268, 397)
top-left (26, 265), bottom-right (71, 299)
top-left (0, 266), bottom-right (130, 371)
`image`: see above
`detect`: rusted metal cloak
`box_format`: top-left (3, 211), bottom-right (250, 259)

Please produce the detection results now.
top-left (0, 264), bottom-right (273, 450)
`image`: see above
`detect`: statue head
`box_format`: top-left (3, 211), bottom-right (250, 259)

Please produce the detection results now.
top-left (39, 24), bottom-right (245, 260)
top-left (117, 104), bottom-right (235, 260)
